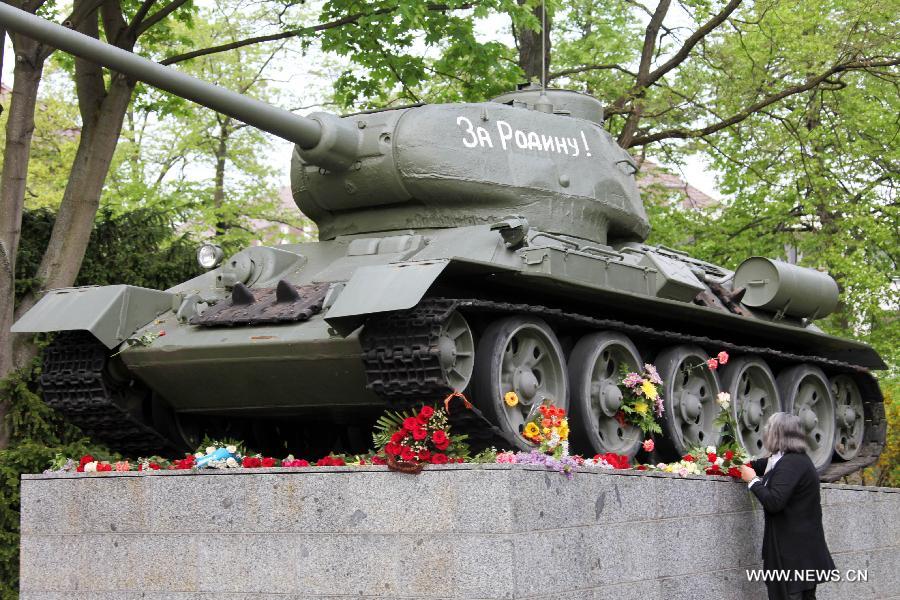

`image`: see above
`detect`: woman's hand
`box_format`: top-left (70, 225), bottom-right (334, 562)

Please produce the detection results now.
top-left (738, 464), bottom-right (757, 483)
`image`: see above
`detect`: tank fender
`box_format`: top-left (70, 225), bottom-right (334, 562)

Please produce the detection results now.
top-left (11, 285), bottom-right (174, 349)
top-left (324, 259), bottom-right (449, 335)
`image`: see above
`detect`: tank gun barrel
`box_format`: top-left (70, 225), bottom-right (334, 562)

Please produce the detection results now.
top-left (0, 3), bottom-right (358, 171)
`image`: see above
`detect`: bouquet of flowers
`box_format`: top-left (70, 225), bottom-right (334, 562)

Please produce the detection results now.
top-left (618, 364), bottom-right (664, 435)
top-left (373, 405), bottom-right (469, 472)
top-left (521, 402), bottom-right (570, 458)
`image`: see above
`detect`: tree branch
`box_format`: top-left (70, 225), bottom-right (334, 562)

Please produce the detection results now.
top-left (135, 0), bottom-right (190, 37)
top-left (644, 0), bottom-right (742, 88)
top-left (126, 0), bottom-right (157, 39)
top-left (548, 63), bottom-right (636, 80)
top-left (161, 3), bottom-right (474, 65)
top-left (628, 58), bottom-right (900, 147)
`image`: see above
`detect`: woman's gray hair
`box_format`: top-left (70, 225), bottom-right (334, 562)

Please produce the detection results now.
top-left (763, 412), bottom-right (808, 454)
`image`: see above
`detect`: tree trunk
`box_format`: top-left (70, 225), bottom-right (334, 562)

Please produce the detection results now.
top-left (22, 74), bottom-right (134, 308)
top-left (0, 34), bottom-right (47, 446)
top-left (515, 0), bottom-right (551, 84)
top-left (213, 118), bottom-right (229, 233)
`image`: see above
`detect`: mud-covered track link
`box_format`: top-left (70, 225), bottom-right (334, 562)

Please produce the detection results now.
top-left (40, 332), bottom-right (178, 455)
top-left (360, 298), bottom-right (885, 482)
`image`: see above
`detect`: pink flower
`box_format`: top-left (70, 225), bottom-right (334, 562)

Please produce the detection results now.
top-left (717, 351), bottom-right (729, 365)
top-left (707, 358), bottom-right (718, 370)
top-left (114, 461), bottom-right (130, 472)
top-left (496, 452), bottom-right (516, 464)
top-left (644, 363), bottom-right (662, 385)
top-left (623, 372), bottom-right (643, 389)
top-left (642, 439), bottom-right (655, 452)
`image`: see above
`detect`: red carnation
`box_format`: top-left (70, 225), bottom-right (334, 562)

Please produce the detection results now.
top-left (430, 453), bottom-right (449, 464)
top-left (385, 443), bottom-right (400, 456)
top-left (707, 453), bottom-right (717, 463)
top-left (79, 455), bottom-right (94, 467)
top-left (371, 456), bottom-right (387, 465)
top-left (411, 426), bottom-right (428, 441)
top-left (682, 454), bottom-right (695, 462)
top-left (727, 467), bottom-right (741, 478)
top-left (706, 465), bottom-right (723, 476)
top-left (417, 449), bottom-right (431, 462)
top-left (390, 431), bottom-right (405, 444)
top-left (724, 450), bottom-right (734, 461)
top-left (636, 465), bottom-right (648, 471)
top-left (418, 406), bottom-right (434, 421)
top-left (403, 417), bottom-right (419, 431)
top-left (261, 457), bottom-right (276, 468)
top-left (400, 446), bottom-right (415, 462)
top-left (432, 430), bottom-right (450, 450)
top-left (97, 462), bottom-right (112, 472)
top-left (243, 457), bottom-right (261, 468)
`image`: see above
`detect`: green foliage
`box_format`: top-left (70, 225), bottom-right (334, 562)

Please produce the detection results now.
top-left (863, 382), bottom-right (900, 488)
top-left (14, 208), bottom-right (200, 301)
top-left (0, 362), bottom-right (109, 599)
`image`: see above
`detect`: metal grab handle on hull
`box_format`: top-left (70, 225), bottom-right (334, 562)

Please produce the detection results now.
top-left (0, 2), bottom-right (359, 170)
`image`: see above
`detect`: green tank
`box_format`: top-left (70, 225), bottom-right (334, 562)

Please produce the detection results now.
top-left (3, 3), bottom-right (885, 479)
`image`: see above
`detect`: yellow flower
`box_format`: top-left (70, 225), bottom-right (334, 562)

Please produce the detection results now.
top-left (542, 427), bottom-right (550, 435)
top-left (558, 423), bottom-right (569, 439)
top-left (504, 391), bottom-right (519, 407)
top-left (633, 401), bottom-right (648, 415)
top-left (641, 380), bottom-right (658, 400)
top-left (524, 422), bottom-right (540, 439)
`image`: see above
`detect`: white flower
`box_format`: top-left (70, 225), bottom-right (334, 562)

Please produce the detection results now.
top-left (226, 445), bottom-right (237, 454)
top-left (705, 445), bottom-right (716, 455)
top-left (677, 467), bottom-right (689, 477)
top-left (84, 461), bottom-right (98, 473)
top-left (194, 452), bottom-right (203, 458)
top-left (205, 446), bottom-right (216, 455)
top-left (561, 441), bottom-right (570, 457)
top-left (716, 392), bottom-right (731, 410)
top-left (225, 457), bottom-right (238, 468)
top-left (656, 463), bottom-right (667, 469)
top-left (715, 457), bottom-right (724, 467)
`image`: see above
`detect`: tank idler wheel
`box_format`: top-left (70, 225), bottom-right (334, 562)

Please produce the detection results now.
top-left (776, 365), bottom-right (836, 473)
top-left (439, 310), bottom-right (476, 392)
top-left (471, 315), bottom-right (569, 451)
top-left (719, 355), bottom-right (782, 460)
top-left (567, 332), bottom-right (643, 458)
top-left (830, 374), bottom-right (865, 462)
top-left (656, 345), bottom-right (722, 458)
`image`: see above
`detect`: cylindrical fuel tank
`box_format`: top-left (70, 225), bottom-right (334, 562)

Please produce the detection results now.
top-left (734, 257), bottom-right (839, 319)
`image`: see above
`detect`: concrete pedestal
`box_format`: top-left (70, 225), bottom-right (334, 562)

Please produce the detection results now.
top-left (19, 464), bottom-right (900, 599)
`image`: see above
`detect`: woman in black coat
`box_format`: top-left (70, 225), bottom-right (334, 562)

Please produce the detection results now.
top-left (738, 412), bottom-right (836, 600)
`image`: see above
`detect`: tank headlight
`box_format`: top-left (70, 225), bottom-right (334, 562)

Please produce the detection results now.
top-left (197, 243), bottom-right (224, 270)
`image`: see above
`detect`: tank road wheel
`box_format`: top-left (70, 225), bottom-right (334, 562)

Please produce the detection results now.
top-left (567, 332), bottom-right (643, 458)
top-left (720, 356), bottom-right (782, 459)
top-left (439, 310), bottom-right (476, 392)
top-left (472, 316), bottom-right (568, 451)
top-left (656, 345), bottom-right (722, 457)
top-left (830, 375), bottom-right (865, 461)
top-left (777, 365), bottom-right (836, 473)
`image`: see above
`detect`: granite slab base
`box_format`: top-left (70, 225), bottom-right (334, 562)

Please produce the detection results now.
top-left (19, 464), bottom-right (900, 599)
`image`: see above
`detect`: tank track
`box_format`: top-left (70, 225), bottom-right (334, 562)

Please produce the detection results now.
top-left (361, 298), bottom-right (886, 482)
top-left (40, 332), bottom-right (177, 455)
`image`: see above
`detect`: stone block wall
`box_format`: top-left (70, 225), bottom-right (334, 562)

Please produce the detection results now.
top-left (18, 464), bottom-right (900, 599)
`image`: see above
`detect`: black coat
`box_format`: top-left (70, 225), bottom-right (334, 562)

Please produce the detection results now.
top-left (750, 452), bottom-right (836, 599)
